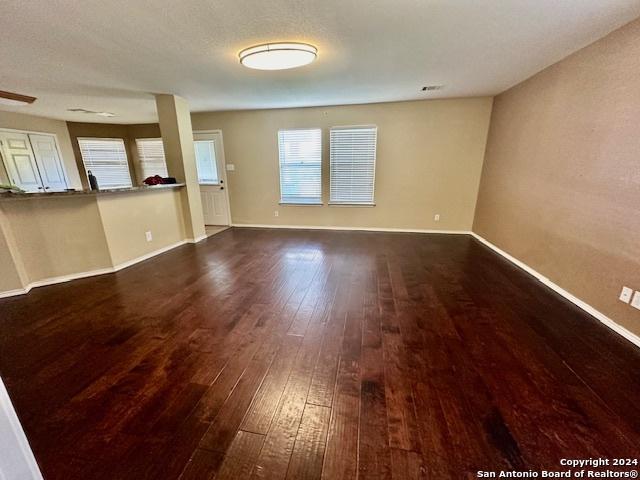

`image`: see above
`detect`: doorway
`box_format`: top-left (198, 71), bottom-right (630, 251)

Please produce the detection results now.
top-left (193, 131), bottom-right (230, 226)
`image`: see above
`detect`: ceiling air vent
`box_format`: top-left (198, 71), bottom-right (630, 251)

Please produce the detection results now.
top-left (68, 108), bottom-right (116, 117)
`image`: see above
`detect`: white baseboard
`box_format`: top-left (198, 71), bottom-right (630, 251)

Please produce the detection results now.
top-left (186, 234), bottom-right (208, 243)
top-left (0, 288), bottom-right (29, 299)
top-left (0, 240), bottom-right (188, 299)
top-left (0, 227), bottom-right (460, 299)
top-left (470, 232), bottom-right (640, 349)
top-left (28, 267), bottom-right (114, 290)
top-left (3, 226), bottom-right (637, 350)
top-left (112, 240), bottom-right (188, 271)
top-left (231, 223), bottom-right (471, 235)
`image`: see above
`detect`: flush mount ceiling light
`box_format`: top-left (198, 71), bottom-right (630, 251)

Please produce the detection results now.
top-left (239, 42), bottom-right (317, 70)
top-left (0, 90), bottom-right (37, 106)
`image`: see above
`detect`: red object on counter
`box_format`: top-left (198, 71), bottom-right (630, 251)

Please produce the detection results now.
top-left (143, 175), bottom-right (165, 186)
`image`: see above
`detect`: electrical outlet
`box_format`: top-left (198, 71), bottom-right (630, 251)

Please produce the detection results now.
top-left (434, 214), bottom-right (440, 222)
top-left (145, 231), bottom-right (153, 242)
top-left (226, 164), bottom-right (235, 171)
top-left (620, 286), bottom-right (633, 303)
top-left (631, 291), bottom-right (640, 311)
top-left (274, 210), bottom-right (279, 217)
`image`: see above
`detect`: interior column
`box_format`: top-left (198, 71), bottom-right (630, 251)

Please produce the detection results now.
top-left (155, 94), bottom-right (206, 242)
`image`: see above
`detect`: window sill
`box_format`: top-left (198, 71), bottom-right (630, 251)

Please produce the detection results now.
top-left (328, 202), bottom-right (376, 207)
top-left (279, 202), bottom-right (324, 206)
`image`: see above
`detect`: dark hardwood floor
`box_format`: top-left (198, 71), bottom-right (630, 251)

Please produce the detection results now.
top-left (1, 228), bottom-right (639, 479)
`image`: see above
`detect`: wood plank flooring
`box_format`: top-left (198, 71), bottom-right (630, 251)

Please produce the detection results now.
top-left (1, 227), bottom-right (639, 479)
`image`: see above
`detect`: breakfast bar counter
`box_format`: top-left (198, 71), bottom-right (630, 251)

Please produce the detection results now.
top-left (0, 183), bottom-right (185, 200)
top-left (0, 183), bottom-right (189, 296)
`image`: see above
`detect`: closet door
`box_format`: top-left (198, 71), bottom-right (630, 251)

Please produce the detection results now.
top-left (0, 131), bottom-right (44, 192)
top-left (28, 134), bottom-right (68, 191)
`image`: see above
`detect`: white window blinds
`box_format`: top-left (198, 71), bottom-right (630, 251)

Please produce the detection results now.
top-left (330, 126), bottom-right (377, 205)
top-left (136, 138), bottom-right (168, 179)
top-left (278, 128), bottom-right (322, 204)
top-left (78, 138), bottom-right (132, 189)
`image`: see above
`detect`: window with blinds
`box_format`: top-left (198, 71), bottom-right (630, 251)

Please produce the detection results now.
top-left (78, 138), bottom-right (132, 189)
top-left (329, 126), bottom-right (377, 205)
top-left (136, 138), bottom-right (168, 180)
top-left (278, 128), bottom-right (322, 204)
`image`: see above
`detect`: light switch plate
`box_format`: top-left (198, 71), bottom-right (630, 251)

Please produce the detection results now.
top-left (620, 286), bottom-right (633, 303)
top-left (226, 164), bottom-right (235, 171)
top-left (631, 291), bottom-right (640, 310)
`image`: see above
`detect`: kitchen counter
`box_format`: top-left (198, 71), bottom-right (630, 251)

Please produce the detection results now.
top-left (0, 183), bottom-right (185, 200)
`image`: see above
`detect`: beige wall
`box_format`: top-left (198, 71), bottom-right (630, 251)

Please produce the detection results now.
top-left (97, 189), bottom-right (185, 265)
top-left (1, 197), bottom-right (112, 283)
top-left (66, 122), bottom-right (162, 189)
top-left (192, 98), bottom-right (493, 231)
top-left (0, 188), bottom-right (186, 293)
top-left (0, 209), bottom-right (26, 293)
top-left (67, 122), bottom-right (137, 188)
top-left (0, 111), bottom-right (82, 189)
top-left (473, 18), bottom-right (640, 336)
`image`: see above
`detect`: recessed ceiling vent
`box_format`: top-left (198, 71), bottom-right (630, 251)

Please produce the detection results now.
top-left (422, 85), bottom-right (444, 92)
top-left (68, 108), bottom-right (115, 117)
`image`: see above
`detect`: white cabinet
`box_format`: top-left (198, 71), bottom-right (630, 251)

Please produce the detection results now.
top-left (0, 130), bottom-right (68, 192)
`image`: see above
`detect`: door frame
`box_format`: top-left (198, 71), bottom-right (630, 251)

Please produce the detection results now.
top-left (193, 129), bottom-right (232, 226)
top-left (0, 128), bottom-right (70, 190)
top-left (0, 378), bottom-right (43, 479)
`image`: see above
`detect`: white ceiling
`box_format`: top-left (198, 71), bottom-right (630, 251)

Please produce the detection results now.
top-left (1, 0), bottom-right (639, 124)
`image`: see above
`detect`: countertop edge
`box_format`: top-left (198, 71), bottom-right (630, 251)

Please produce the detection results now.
top-left (0, 183), bottom-right (186, 200)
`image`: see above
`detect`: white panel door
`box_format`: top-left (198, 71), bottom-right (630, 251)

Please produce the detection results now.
top-left (0, 132), bottom-right (43, 192)
top-left (28, 134), bottom-right (68, 192)
top-left (194, 132), bottom-right (230, 226)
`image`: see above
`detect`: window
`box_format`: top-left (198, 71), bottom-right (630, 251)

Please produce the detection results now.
top-left (194, 139), bottom-right (219, 184)
top-left (78, 138), bottom-right (132, 189)
top-left (329, 126), bottom-right (377, 205)
top-left (136, 138), bottom-right (168, 179)
top-left (278, 128), bottom-right (322, 204)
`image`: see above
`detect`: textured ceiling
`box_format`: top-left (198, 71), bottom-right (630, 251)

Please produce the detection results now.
top-left (1, 0), bottom-right (639, 123)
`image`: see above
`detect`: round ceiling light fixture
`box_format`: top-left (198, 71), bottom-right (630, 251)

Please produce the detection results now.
top-left (239, 42), bottom-right (317, 70)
